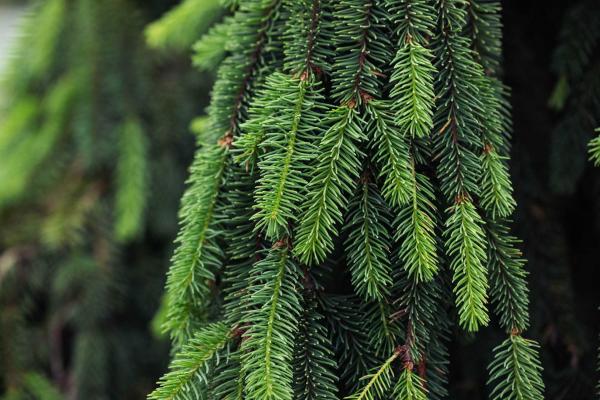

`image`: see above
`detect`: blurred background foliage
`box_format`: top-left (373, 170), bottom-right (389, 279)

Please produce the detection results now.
top-left (0, 0), bottom-right (599, 399)
top-left (0, 0), bottom-right (219, 398)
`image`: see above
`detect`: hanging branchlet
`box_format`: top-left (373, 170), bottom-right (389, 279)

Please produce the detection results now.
top-left (445, 196), bottom-right (490, 331)
top-left (294, 105), bottom-right (366, 265)
top-left (283, 0), bottom-right (332, 78)
top-left (148, 322), bottom-right (231, 400)
top-left (344, 174), bottom-right (394, 301)
top-left (485, 218), bottom-right (530, 333)
top-left (432, 0), bottom-right (485, 198)
top-left (293, 282), bottom-right (339, 399)
top-left (395, 160), bottom-right (439, 282)
top-left (295, 0), bottom-right (393, 264)
top-left (391, 368), bottom-right (428, 400)
top-left (465, 0), bottom-right (502, 75)
top-left (240, 246), bottom-right (303, 400)
top-left (388, 0), bottom-right (437, 139)
top-left (487, 333), bottom-right (545, 400)
top-left (247, 72), bottom-right (327, 240)
top-left (163, 142), bottom-right (228, 344)
top-left (345, 347), bottom-right (403, 400)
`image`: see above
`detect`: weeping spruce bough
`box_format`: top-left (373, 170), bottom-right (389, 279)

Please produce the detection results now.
top-left (151, 0), bottom-right (545, 399)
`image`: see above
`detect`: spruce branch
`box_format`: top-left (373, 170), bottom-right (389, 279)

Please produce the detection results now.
top-left (250, 73), bottom-right (325, 240)
top-left (363, 300), bottom-right (402, 357)
top-left (163, 143), bottom-right (228, 343)
top-left (344, 178), bottom-right (393, 301)
top-left (445, 198), bottom-right (490, 331)
top-left (485, 219), bottom-right (530, 333)
top-left (390, 40), bottom-right (436, 139)
top-left (395, 162), bottom-right (439, 282)
top-left (487, 334), bottom-right (545, 400)
top-left (346, 348), bottom-right (401, 400)
top-left (283, 0), bottom-right (331, 77)
top-left (148, 322), bottom-right (231, 400)
top-left (479, 76), bottom-right (516, 219)
top-left (368, 100), bottom-right (412, 207)
top-left (388, 0), bottom-right (436, 140)
top-left (480, 144), bottom-right (516, 219)
top-left (432, 0), bottom-right (486, 199)
top-left (465, 0), bottom-right (503, 75)
top-left (211, 350), bottom-right (245, 400)
top-left (220, 161), bottom-right (258, 327)
top-left (240, 246), bottom-right (302, 400)
top-left (392, 368), bottom-right (428, 400)
top-left (321, 295), bottom-right (379, 392)
top-left (331, 0), bottom-right (391, 104)
top-left (386, 0), bottom-right (435, 44)
top-left (207, 0), bottom-right (283, 144)
top-left (294, 105), bottom-right (366, 265)
top-left (192, 18), bottom-right (232, 72)
top-left (293, 286), bottom-right (339, 399)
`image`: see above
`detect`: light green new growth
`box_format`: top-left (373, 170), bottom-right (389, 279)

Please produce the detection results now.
top-left (392, 369), bottom-right (428, 400)
top-left (346, 350), bottom-right (400, 400)
top-left (445, 199), bottom-right (490, 331)
top-left (395, 163), bottom-right (439, 282)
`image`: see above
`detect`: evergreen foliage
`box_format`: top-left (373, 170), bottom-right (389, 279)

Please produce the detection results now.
top-left (150, 0), bottom-right (544, 399)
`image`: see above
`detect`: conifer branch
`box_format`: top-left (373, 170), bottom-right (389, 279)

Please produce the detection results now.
top-left (164, 143), bottom-right (228, 343)
top-left (249, 73), bottom-right (325, 240)
top-left (363, 300), bottom-right (402, 357)
top-left (220, 161), bottom-right (258, 327)
top-left (390, 40), bottom-right (436, 139)
top-left (445, 198), bottom-right (490, 331)
top-left (283, 0), bottom-right (331, 77)
top-left (293, 285), bottom-right (339, 399)
top-left (388, 0), bottom-right (436, 139)
top-left (368, 100), bottom-right (412, 207)
top-left (433, 0), bottom-right (485, 198)
top-left (479, 76), bottom-right (516, 219)
top-left (295, 105), bottom-right (365, 265)
top-left (346, 348), bottom-right (401, 400)
top-left (392, 368), bottom-right (428, 400)
top-left (331, 0), bottom-right (390, 104)
top-left (465, 0), bottom-right (502, 75)
top-left (192, 18), bottom-right (232, 71)
top-left (321, 295), bottom-right (379, 392)
top-left (344, 178), bottom-right (393, 301)
top-left (148, 322), bottom-right (231, 400)
top-left (240, 246), bottom-right (302, 400)
top-left (211, 350), bottom-right (245, 399)
top-left (485, 219), bottom-right (530, 333)
top-left (395, 162), bottom-right (439, 282)
top-left (487, 334), bottom-right (545, 400)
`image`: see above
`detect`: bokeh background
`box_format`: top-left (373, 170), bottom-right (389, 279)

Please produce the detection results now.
top-left (0, 0), bottom-right (598, 399)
